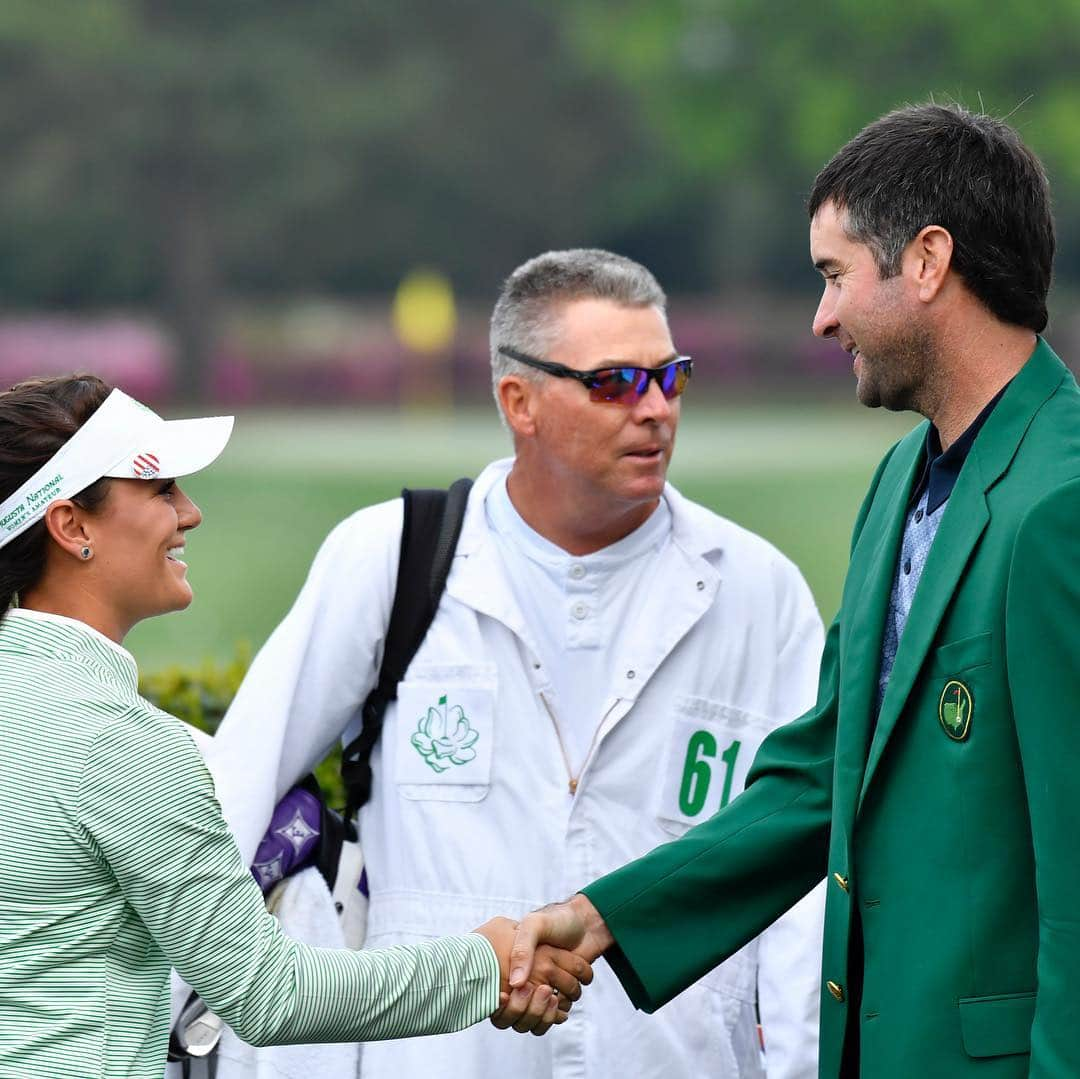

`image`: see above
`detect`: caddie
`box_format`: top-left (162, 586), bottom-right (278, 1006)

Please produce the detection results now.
top-left (209, 248), bottom-right (827, 1078)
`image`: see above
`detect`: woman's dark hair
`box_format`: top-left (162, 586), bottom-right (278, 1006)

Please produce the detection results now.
top-left (0, 374), bottom-right (114, 616)
top-left (808, 103), bottom-right (1054, 333)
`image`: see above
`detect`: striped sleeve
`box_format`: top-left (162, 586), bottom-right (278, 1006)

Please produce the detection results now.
top-left (274, 934), bottom-right (500, 1045)
top-left (77, 708), bottom-right (499, 1046)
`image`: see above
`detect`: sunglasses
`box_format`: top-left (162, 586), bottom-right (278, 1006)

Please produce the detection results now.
top-left (498, 346), bottom-right (693, 404)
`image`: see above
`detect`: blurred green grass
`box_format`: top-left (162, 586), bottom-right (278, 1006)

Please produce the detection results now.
top-left (126, 402), bottom-right (918, 671)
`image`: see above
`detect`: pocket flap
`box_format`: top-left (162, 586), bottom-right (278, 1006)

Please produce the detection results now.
top-left (931, 631), bottom-right (992, 677)
top-left (959, 992), bottom-right (1034, 1059)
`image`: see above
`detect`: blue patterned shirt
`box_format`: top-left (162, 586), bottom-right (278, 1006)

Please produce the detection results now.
top-left (877, 387), bottom-right (1008, 706)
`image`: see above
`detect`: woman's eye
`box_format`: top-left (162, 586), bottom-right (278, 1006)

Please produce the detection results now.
top-left (158, 481), bottom-right (176, 498)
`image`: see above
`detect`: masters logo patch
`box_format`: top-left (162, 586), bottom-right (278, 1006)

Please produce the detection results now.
top-left (939, 680), bottom-right (973, 741)
top-left (411, 694), bottom-right (480, 772)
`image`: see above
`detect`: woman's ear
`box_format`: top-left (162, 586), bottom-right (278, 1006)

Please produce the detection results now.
top-left (42, 500), bottom-right (94, 561)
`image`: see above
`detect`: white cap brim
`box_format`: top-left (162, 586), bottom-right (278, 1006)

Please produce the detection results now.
top-left (0, 389), bottom-right (234, 550)
top-left (102, 414), bottom-right (235, 480)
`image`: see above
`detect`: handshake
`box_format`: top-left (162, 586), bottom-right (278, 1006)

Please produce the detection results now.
top-left (473, 894), bottom-right (615, 1036)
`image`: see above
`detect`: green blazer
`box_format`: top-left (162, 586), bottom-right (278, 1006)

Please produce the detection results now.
top-left (584, 339), bottom-right (1080, 1078)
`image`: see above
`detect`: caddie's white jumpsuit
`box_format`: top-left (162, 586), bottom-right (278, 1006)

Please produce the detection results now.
top-left (209, 459), bottom-right (827, 1079)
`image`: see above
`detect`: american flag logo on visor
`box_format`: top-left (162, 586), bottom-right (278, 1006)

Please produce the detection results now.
top-left (132, 452), bottom-right (161, 479)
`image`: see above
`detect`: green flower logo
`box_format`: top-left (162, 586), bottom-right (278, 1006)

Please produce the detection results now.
top-left (411, 694), bottom-right (480, 772)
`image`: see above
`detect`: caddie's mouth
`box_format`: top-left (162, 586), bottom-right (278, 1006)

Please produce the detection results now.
top-left (623, 443), bottom-right (667, 461)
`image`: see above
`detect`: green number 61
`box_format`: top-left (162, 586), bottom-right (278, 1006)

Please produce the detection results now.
top-left (678, 730), bottom-right (741, 817)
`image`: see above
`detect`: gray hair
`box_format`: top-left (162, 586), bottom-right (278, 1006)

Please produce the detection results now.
top-left (489, 248), bottom-right (667, 418)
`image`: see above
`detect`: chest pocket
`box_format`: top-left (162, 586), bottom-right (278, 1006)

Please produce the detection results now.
top-left (394, 664), bottom-right (496, 802)
top-left (931, 631), bottom-right (992, 677)
top-left (656, 697), bottom-right (774, 836)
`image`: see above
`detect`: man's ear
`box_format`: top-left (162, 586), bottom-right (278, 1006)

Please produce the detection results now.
top-left (498, 375), bottom-right (539, 438)
top-left (905, 224), bottom-right (954, 302)
top-left (42, 500), bottom-right (94, 560)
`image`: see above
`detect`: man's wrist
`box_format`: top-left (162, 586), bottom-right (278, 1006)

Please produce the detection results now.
top-left (570, 892), bottom-right (614, 955)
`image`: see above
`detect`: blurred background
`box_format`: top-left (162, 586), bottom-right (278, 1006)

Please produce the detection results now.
top-left (2, 0), bottom-right (1078, 672)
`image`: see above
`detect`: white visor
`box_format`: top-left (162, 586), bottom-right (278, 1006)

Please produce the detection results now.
top-left (0, 389), bottom-right (233, 550)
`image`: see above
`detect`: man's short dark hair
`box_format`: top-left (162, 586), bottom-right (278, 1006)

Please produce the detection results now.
top-left (808, 103), bottom-right (1054, 333)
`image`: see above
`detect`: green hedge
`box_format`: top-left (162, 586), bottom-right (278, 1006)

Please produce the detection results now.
top-left (140, 644), bottom-right (347, 808)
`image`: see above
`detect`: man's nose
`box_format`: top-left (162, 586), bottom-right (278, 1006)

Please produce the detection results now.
top-left (633, 376), bottom-right (673, 421)
top-left (812, 289), bottom-right (839, 339)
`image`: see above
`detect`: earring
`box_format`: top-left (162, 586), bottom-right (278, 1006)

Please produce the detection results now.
top-left (80, 546), bottom-right (92, 560)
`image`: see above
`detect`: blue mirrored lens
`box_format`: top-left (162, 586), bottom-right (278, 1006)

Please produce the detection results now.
top-left (588, 368), bottom-right (647, 401)
top-left (587, 360), bottom-right (690, 403)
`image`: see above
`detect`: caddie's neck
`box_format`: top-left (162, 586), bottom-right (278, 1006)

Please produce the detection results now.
top-left (505, 455), bottom-right (662, 557)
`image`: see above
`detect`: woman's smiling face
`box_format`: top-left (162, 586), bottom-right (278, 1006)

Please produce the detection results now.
top-left (87, 476), bottom-right (203, 631)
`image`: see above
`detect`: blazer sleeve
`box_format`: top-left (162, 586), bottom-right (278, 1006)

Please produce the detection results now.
top-left (582, 442), bottom-right (898, 1013)
top-left (1005, 475), bottom-right (1080, 1076)
top-left (582, 617), bottom-right (839, 1011)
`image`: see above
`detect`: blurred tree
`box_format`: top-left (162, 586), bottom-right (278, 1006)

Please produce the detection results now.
top-left (1, 0), bottom-right (1079, 394)
top-left (0, 0), bottom-right (658, 398)
top-left (563, 0), bottom-right (1080, 287)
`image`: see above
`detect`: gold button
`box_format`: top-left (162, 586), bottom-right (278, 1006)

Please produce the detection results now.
top-left (833, 872), bottom-right (849, 892)
top-left (827, 980), bottom-right (845, 1002)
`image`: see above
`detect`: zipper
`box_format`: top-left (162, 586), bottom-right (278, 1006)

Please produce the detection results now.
top-left (539, 691), bottom-right (619, 795)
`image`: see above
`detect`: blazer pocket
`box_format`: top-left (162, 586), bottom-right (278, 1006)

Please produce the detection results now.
top-left (958, 991), bottom-right (1034, 1059)
top-left (931, 631), bottom-right (993, 677)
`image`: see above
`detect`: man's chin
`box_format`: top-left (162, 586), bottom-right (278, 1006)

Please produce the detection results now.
top-left (855, 373), bottom-right (907, 412)
top-left (618, 476), bottom-right (667, 506)
top-left (852, 362), bottom-right (881, 407)
top-left (859, 379), bottom-right (919, 414)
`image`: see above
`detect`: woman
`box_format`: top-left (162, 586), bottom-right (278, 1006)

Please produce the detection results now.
top-left (0, 375), bottom-right (586, 1078)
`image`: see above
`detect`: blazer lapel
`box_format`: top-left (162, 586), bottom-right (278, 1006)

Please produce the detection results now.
top-left (856, 337), bottom-right (1069, 812)
top-left (857, 471), bottom-right (989, 808)
top-left (833, 436), bottom-right (923, 820)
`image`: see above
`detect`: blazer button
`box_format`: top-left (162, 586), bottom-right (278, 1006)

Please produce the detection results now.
top-left (832, 872), bottom-right (849, 892)
top-left (827, 980), bottom-right (845, 1003)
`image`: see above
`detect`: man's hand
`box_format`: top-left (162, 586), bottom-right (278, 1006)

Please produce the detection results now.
top-left (508, 894), bottom-right (613, 989)
top-left (473, 916), bottom-right (594, 1035)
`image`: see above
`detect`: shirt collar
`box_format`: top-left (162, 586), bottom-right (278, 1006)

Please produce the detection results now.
top-left (0, 607), bottom-right (139, 691)
top-left (913, 382), bottom-right (1011, 514)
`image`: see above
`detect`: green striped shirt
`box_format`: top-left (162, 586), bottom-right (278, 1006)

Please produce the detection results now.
top-left (0, 609), bottom-right (499, 1078)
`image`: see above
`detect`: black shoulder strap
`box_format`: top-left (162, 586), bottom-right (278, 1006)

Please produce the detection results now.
top-left (340, 477), bottom-right (472, 820)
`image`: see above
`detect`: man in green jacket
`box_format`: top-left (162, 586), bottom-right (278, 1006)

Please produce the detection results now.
top-left (501, 104), bottom-right (1080, 1077)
